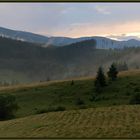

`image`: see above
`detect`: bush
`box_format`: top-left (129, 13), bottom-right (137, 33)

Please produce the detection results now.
top-left (78, 105), bottom-right (87, 109)
top-left (129, 92), bottom-right (140, 104)
top-left (94, 96), bottom-right (101, 102)
top-left (35, 106), bottom-right (66, 114)
top-left (134, 87), bottom-right (140, 92)
top-left (125, 91), bottom-right (130, 96)
top-left (35, 108), bottom-right (48, 114)
top-left (0, 95), bottom-right (18, 120)
top-left (75, 98), bottom-right (85, 105)
top-left (89, 94), bottom-right (97, 102)
top-left (55, 106), bottom-right (66, 111)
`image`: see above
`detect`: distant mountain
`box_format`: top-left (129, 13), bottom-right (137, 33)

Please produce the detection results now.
top-left (0, 36), bottom-right (140, 84)
top-left (48, 37), bottom-right (140, 49)
top-left (0, 27), bottom-right (92, 46)
top-left (1, 27), bottom-right (140, 49)
top-left (61, 39), bottom-right (96, 49)
top-left (0, 27), bottom-right (49, 44)
top-left (92, 37), bottom-right (140, 49)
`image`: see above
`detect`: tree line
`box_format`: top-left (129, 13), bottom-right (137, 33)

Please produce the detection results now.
top-left (94, 63), bottom-right (118, 93)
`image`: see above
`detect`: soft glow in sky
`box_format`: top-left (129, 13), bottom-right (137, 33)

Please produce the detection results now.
top-left (0, 3), bottom-right (140, 40)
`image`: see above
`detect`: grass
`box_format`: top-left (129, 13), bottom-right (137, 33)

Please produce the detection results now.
top-left (0, 69), bottom-right (139, 118)
top-left (0, 70), bottom-right (139, 138)
top-left (0, 105), bottom-right (140, 138)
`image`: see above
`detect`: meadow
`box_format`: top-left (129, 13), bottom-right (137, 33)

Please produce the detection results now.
top-left (0, 70), bottom-right (139, 118)
top-left (0, 70), bottom-right (140, 138)
top-left (0, 105), bottom-right (140, 138)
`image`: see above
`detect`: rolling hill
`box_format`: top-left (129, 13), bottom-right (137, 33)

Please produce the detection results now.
top-left (0, 105), bottom-right (140, 138)
top-left (0, 69), bottom-right (139, 118)
top-left (0, 70), bottom-right (140, 138)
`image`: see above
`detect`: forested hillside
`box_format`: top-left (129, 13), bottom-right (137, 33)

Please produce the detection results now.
top-left (0, 37), bottom-right (140, 84)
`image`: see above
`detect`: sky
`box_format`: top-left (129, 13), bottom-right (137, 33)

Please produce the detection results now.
top-left (1, 3), bottom-right (140, 40)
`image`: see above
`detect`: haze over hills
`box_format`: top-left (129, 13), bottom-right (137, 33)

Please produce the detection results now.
top-left (0, 26), bottom-right (140, 84)
top-left (1, 27), bottom-right (140, 49)
top-left (0, 35), bottom-right (140, 84)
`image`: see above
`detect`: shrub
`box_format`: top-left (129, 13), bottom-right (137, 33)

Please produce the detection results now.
top-left (75, 98), bottom-right (85, 105)
top-left (35, 108), bottom-right (48, 114)
top-left (90, 94), bottom-right (97, 102)
top-left (129, 92), bottom-right (140, 104)
top-left (55, 106), bottom-right (66, 111)
top-left (125, 91), bottom-right (130, 96)
top-left (0, 95), bottom-right (18, 120)
top-left (134, 87), bottom-right (140, 92)
top-left (78, 105), bottom-right (87, 109)
top-left (35, 106), bottom-right (66, 114)
top-left (130, 82), bottom-right (136, 86)
top-left (94, 96), bottom-right (101, 102)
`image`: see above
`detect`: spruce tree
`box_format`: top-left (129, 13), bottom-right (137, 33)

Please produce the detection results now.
top-left (107, 63), bottom-right (118, 81)
top-left (94, 67), bottom-right (106, 93)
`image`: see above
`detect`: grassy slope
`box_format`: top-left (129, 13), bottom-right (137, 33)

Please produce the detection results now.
top-left (0, 105), bottom-right (140, 138)
top-left (0, 70), bottom-right (139, 138)
top-left (0, 70), bottom-right (140, 118)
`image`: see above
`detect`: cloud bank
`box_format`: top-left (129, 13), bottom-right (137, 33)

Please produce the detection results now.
top-left (0, 3), bottom-right (140, 39)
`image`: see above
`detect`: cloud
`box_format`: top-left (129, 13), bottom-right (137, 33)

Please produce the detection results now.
top-left (0, 3), bottom-right (67, 33)
top-left (94, 5), bottom-right (110, 15)
top-left (107, 33), bottom-right (140, 41)
top-left (1, 3), bottom-right (140, 39)
top-left (49, 21), bottom-right (140, 38)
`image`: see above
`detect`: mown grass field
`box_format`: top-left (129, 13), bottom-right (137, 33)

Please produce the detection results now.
top-left (0, 69), bottom-right (140, 118)
top-left (0, 105), bottom-right (140, 138)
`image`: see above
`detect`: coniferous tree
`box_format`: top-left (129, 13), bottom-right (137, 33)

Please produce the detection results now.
top-left (107, 63), bottom-right (118, 81)
top-left (71, 80), bottom-right (74, 86)
top-left (94, 67), bottom-right (106, 93)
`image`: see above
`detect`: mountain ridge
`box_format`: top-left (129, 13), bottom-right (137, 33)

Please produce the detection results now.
top-left (1, 26), bottom-right (140, 49)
